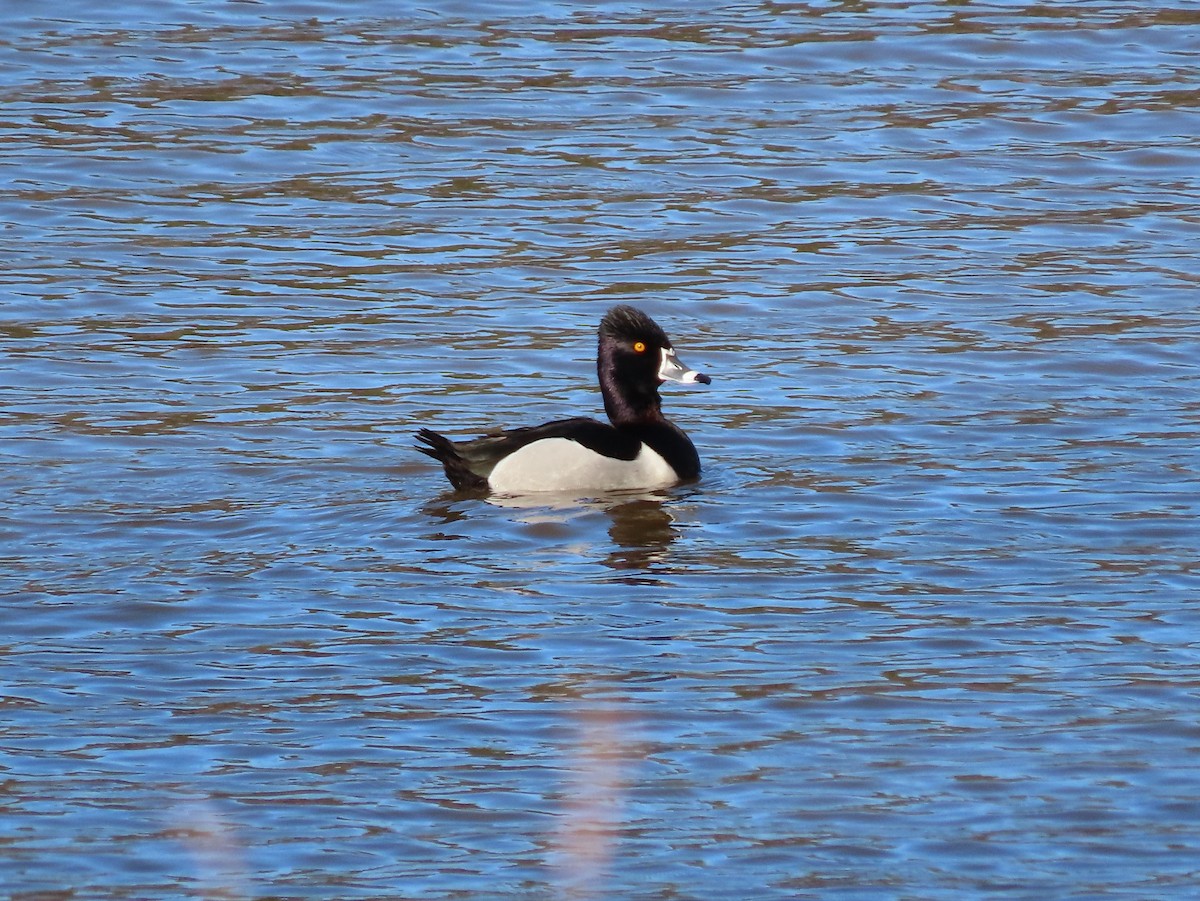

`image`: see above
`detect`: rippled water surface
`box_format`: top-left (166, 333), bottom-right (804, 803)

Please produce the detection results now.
top-left (3, 2), bottom-right (1199, 898)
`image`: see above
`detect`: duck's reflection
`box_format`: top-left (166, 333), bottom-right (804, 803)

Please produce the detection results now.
top-left (601, 498), bottom-right (678, 570)
top-left (419, 490), bottom-right (684, 571)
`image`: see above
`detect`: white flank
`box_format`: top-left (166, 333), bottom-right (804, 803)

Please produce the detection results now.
top-left (488, 438), bottom-right (677, 494)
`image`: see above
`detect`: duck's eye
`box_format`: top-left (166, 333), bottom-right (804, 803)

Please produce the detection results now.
top-left (633, 341), bottom-right (646, 353)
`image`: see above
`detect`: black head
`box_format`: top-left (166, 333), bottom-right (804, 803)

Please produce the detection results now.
top-left (597, 305), bottom-right (709, 425)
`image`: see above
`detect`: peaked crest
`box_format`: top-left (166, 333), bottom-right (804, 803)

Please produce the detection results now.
top-left (599, 304), bottom-right (671, 348)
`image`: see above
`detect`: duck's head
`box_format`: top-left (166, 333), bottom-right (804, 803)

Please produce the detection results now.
top-left (597, 305), bottom-right (710, 423)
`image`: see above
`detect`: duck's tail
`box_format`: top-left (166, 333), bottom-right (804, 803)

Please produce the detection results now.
top-left (415, 429), bottom-right (490, 492)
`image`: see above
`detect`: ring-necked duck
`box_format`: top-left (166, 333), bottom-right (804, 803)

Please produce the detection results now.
top-left (417, 305), bottom-right (711, 494)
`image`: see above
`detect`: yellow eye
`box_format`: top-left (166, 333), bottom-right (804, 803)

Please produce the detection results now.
top-left (633, 341), bottom-right (646, 353)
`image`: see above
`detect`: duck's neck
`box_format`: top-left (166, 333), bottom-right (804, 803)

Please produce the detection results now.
top-left (600, 368), bottom-right (662, 426)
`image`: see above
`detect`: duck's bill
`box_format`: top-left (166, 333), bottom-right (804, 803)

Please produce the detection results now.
top-left (658, 348), bottom-right (712, 385)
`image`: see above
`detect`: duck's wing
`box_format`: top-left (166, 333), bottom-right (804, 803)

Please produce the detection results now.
top-left (416, 418), bottom-right (640, 491)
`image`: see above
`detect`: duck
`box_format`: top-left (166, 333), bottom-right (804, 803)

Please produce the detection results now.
top-left (416, 305), bottom-right (711, 494)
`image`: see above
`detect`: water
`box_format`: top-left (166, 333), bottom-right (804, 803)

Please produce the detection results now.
top-left (3, 2), bottom-right (1199, 898)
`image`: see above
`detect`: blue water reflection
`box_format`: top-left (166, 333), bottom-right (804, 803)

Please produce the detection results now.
top-left (3, 2), bottom-right (1199, 898)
